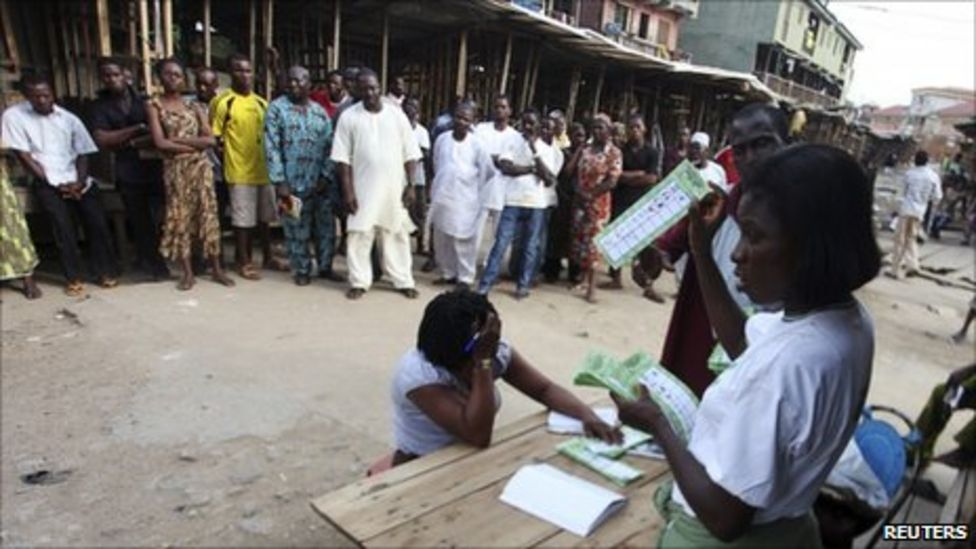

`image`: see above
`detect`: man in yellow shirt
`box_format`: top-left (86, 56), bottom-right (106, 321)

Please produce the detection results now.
top-left (211, 54), bottom-right (284, 279)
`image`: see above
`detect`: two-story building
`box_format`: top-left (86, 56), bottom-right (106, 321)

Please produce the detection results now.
top-left (513, 0), bottom-right (699, 60)
top-left (677, 0), bottom-right (861, 107)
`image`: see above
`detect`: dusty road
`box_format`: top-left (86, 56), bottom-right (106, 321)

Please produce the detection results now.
top-left (1, 233), bottom-right (973, 546)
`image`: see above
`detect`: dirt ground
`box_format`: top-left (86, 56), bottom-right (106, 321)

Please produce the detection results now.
top-left (1, 232), bottom-right (974, 547)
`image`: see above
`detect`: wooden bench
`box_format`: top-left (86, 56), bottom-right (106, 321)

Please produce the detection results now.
top-left (310, 406), bottom-right (671, 547)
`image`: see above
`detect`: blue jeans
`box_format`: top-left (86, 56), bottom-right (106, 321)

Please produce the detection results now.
top-left (509, 207), bottom-right (553, 282)
top-left (479, 206), bottom-right (546, 294)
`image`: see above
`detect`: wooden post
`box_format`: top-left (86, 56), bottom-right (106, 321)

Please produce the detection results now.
top-left (81, 2), bottom-right (95, 96)
top-left (526, 46), bottom-right (540, 107)
top-left (95, 0), bottom-right (111, 56)
top-left (248, 0), bottom-right (257, 66)
top-left (60, 8), bottom-right (77, 97)
top-left (128, 0), bottom-right (137, 56)
top-left (139, 0), bottom-right (151, 93)
top-left (380, 10), bottom-right (389, 92)
top-left (518, 44), bottom-right (534, 111)
top-left (44, 3), bottom-right (65, 95)
top-left (455, 29), bottom-right (468, 99)
top-left (332, 0), bottom-right (341, 70)
top-left (499, 31), bottom-right (512, 95)
top-left (203, 0), bottom-right (211, 66)
top-left (592, 65), bottom-right (605, 113)
top-left (162, 0), bottom-right (173, 57)
top-left (623, 72), bottom-right (635, 115)
top-left (300, 4), bottom-right (308, 66)
top-left (566, 66), bottom-right (581, 124)
top-left (153, 0), bottom-right (163, 58)
top-left (0, 0), bottom-right (20, 74)
top-left (263, 0), bottom-right (273, 99)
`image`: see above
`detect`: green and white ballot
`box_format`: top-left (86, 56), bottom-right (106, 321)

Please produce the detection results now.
top-left (573, 351), bottom-right (700, 442)
top-left (595, 160), bottom-right (711, 269)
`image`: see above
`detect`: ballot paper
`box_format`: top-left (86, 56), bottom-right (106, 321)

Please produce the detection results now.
top-left (584, 426), bottom-right (653, 458)
top-left (628, 441), bottom-right (666, 460)
top-left (547, 407), bottom-right (619, 435)
top-left (574, 350), bottom-right (699, 443)
top-left (639, 366), bottom-right (699, 443)
top-left (573, 351), bottom-right (656, 400)
top-left (595, 160), bottom-right (710, 268)
top-left (500, 464), bottom-right (628, 537)
top-left (556, 438), bottom-right (644, 487)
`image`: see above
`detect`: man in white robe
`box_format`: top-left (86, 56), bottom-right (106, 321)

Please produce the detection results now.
top-left (331, 69), bottom-right (422, 299)
top-left (429, 103), bottom-right (492, 287)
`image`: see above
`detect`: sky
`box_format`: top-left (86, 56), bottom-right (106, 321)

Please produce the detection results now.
top-left (828, 1), bottom-right (975, 107)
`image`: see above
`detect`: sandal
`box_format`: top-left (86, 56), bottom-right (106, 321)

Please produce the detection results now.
top-left (237, 264), bottom-right (262, 280)
top-left (263, 257), bottom-right (291, 272)
top-left (99, 277), bottom-right (119, 289)
top-left (64, 281), bottom-right (86, 297)
top-left (398, 288), bottom-right (419, 299)
top-left (346, 288), bottom-right (366, 300)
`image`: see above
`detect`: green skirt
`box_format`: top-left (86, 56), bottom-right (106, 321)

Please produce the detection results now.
top-left (0, 172), bottom-right (39, 281)
top-left (653, 480), bottom-right (823, 548)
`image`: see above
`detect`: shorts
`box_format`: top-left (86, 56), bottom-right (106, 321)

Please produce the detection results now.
top-left (228, 183), bottom-right (277, 228)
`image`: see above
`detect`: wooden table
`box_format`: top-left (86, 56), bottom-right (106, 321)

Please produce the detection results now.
top-left (311, 408), bottom-right (672, 547)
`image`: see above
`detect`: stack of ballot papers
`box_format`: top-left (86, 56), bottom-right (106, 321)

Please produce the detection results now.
top-left (500, 464), bottom-right (627, 537)
top-left (573, 350), bottom-right (700, 442)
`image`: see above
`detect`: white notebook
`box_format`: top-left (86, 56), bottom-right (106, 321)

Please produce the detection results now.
top-left (499, 464), bottom-right (627, 537)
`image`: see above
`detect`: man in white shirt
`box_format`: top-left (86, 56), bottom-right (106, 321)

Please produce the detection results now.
top-left (331, 69), bottom-right (423, 300)
top-left (429, 103), bottom-right (492, 287)
top-left (508, 116), bottom-right (564, 282)
top-left (477, 110), bottom-right (557, 299)
top-left (1, 76), bottom-right (119, 296)
top-left (473, 96), bottom-right (520, 265)
top-left (688, 132), bottom-right (728, 193)
top-left (888, 150), bottom-right (943, 279)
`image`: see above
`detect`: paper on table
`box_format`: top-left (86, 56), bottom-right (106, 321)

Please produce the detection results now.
top-left (584, 425), bottom-right (652, 458)
top-left (557, 438), bottom-right (644, 486)
top-left (628, 441), bottom-right (666, 460)
top-left (595, 160), bottom-right (711, 269)
top-left (547, 407), bottom-right (618, 435)
top-left (500, 463), bottom-right (628, 537)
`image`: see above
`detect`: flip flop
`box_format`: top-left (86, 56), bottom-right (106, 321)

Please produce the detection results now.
top-left (346, 288), bottom-right (366, 300)
top-left (99, 277), bottom-right (119, 289)
top-left (398, 288), bottom-right (419, 299)
top-left (64, 281), bottom-right (86, 297)
top-left (237, 264), bottom-right (262, 280)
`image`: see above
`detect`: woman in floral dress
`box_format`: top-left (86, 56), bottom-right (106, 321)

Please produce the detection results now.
top-left (0, 162), bottom-right (41, 299)
top-left (146, 58), bottom-right (233, 290)
top-left (569, 114), bottom-right (622, 303)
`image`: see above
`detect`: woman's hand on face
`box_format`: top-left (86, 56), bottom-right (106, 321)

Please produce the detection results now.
top-left (471, 312), bottom-right (502, 363)
top-left (583, 416), bottom-right (623, 445)
top-left (610, 385), bottom-right (662, 434)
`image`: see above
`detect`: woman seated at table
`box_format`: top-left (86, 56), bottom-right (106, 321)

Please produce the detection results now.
top-left (614, 144), bottom-right (880, 546)
top-left (391, 288), bottom-right (620, 465)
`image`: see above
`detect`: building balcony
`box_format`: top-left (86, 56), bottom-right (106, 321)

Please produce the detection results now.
top-left (758, 72), bottom-right (839, 108)
top-left (619, 34), bottom-right (672, 60)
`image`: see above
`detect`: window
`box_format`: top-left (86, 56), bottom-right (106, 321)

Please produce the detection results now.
top-left (657, 18), bottom-right (672, 45)
top-left (639, 13), bottom-right (650, 39)
top-left (614, 4), bottom-right (631, 31)
top-left (803, 13), bottom-right (820, 54)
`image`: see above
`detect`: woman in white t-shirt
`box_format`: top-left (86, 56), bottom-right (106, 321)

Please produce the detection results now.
top-left (614, 144), bottom-right (882, 546)
top-left (390, 288), bottom-right (620, 465)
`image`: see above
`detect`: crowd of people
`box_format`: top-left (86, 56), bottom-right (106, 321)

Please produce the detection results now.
top-left (1, 53), bottom-right (743, 306)
top-left (2, 50), bottom-right (972, 546)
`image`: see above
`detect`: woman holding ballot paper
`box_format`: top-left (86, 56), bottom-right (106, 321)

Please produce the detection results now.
top-left (614, 144), bottom-right (880, 546)
top-left (390, 288), bottom-right (621, 466)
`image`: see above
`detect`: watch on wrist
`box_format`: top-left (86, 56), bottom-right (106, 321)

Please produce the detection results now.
top-left (479, 358), bottom-right (493, 371)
